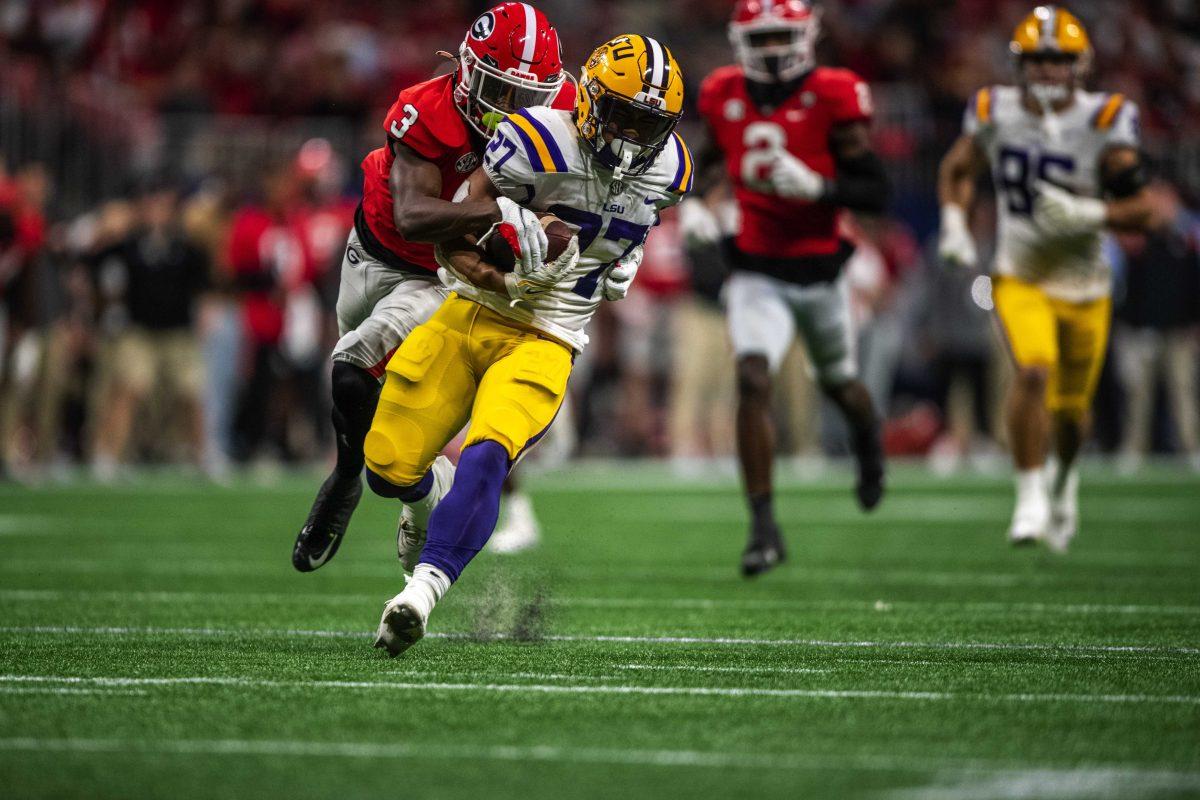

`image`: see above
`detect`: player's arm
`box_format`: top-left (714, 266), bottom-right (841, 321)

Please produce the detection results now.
top-left (677, 125), bottom-right (729, 248)
top-left (1098, 146), bottom-right (1153, 231)
top-left (823, 121), bottom-right (889, 214)
top-left (433, 169), bottom-right (510, 295)
top-left (1032, 146), bottom-right (1153, 235)
top-left (936, 133), bottom-right (989, 268)
top-left (937, 133), bottom-right (988, 215)
top-left (388, 143), bottom-right (500, 243)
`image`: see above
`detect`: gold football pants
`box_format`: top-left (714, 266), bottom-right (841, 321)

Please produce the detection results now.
top-left (364, 294), bottom-right (572, 486)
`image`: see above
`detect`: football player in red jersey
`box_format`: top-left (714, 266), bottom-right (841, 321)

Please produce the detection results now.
top-left (683, 0), bottom-right (889, 577)
top-left (293, 3), bottom-right (574, 572)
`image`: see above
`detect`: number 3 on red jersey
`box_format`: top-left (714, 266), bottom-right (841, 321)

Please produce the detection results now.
top-left (389, 104), bottom-right (419, 140)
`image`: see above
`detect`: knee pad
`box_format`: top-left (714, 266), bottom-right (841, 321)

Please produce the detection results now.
top-left (366, 467), bottom-right (431, 501)
top-left (332, 361), bottom-right (382, 415)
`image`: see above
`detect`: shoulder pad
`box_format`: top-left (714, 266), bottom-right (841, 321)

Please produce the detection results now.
top-left (502, 108), bottom-right (571, 174)
top-left (1092, 93), bottom-right (1127, 131)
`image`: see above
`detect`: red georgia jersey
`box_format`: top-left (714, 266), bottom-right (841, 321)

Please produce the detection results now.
top-left (698, 65), bottom-right (872, 260)
top-left (359, 74), bottom-right (577, 273)
top-left (360, 75), bottom-right (476, 273)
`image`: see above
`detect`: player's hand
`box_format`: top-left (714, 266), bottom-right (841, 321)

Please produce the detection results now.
top-left (491, 196), bottom-right (549, 274)
top-left (602, 245), bottom-right (642, 301)
top-left (677, 198), bottom-right (721, 249)
top-left (937, 204), bottom-right (978, 269)
top-left (505, 235), bottom-right (580, 302)
top-left (769, 149), bottom-right (826, 201)
top-left (1033, 181), bottom-right (1107, 235)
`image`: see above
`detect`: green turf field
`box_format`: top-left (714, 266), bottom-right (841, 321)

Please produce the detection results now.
top-left (1, 463), bottom-right (1198, 799)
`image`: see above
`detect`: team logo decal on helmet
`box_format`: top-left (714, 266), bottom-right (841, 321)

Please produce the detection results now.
top-left (575, 35), bottom-right (684, 179)
top-left (728, 0), bottom-right (820, 83)
top-left (450, 2), bottom-right (565, 137)
top-left (470, 12), bottom-right (496, 40)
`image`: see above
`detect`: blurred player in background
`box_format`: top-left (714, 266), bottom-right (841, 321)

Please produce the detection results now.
top-left (292, 3), bottom-right (573, 572)
top-left (937, 6), bottom-right (1153, 552)
top-left (682, 0), bottom-right (888, 577)
top-left (369, 34), bottom-right (691, 655)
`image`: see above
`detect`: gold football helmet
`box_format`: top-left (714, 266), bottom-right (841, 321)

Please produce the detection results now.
top-left (1010, 5), bottom-right (1092, 106)
top-left (575, 35), bottom-right (684, 177)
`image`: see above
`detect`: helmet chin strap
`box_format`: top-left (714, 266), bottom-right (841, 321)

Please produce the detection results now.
top-left (611, 143), bottom-right (635, 182)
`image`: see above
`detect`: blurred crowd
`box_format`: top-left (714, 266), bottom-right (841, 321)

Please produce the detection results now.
top-left (2, 0), bottom-right (1199, 480)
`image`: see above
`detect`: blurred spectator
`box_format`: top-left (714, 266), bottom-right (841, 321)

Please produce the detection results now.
top-left (1, 1), bottom-right (1199, 473)
top-left (89, 183), bottom-right (210, 479)
top-left (0, 162), bottom-right (50, 477)
top-left (1112, 182), bottom-right (1200, 470)
top-left (225, 160), bottom-right (317, 465)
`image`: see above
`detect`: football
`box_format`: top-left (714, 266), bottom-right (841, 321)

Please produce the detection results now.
top-left (483, 213), bottom-right (573, 272)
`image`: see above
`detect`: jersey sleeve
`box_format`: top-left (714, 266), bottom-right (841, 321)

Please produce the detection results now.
top-left (382, 86), bottom-right (451, 162)
top-left (658, 132), bottom-right (694, 207)
top-left (1096, 95), bottom-right (1140, 149)
top-left (825, 69), bottom-right (873, 125)
top-left (962, 87), bottom-right (995, 144)
top-left (696, 72), bottom-right (721, 125)
top-left (481, 111), bottom-right (548, 204)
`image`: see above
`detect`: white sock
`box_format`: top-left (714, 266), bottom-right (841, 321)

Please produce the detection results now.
top-left (403, 563), bottom-right (452, 618)
top-left (1016, 468), bottom-right (1045, 506)
top-left (406, 457), bottom-right (454, 529)
top-left (1051, 465), bottom-right (1079, 502)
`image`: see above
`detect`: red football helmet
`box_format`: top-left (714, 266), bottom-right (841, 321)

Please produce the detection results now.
top-left (453, 2), bottom-right (565, 137)
top-left (728, 0), bottom-right (820, 83)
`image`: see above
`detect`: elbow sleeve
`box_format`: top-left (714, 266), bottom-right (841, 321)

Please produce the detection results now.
top-left (824, 151), bottom-right (890, 214)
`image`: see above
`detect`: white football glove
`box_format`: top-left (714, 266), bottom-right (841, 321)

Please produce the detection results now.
top-left (677, 198), bottom-right (721, 249)
top-left (505, 234), bottom-right (580, 302)
top-left (937, 204), bottom-right (978, 269)
top-left (484, 196), bottom-right (549, 275)
top-left (1033, 180), bottom-right (1107, 236)
top-left (769, 149), bottom-right (826, 201)
top-left (602, 245), bottom-right (642, 301)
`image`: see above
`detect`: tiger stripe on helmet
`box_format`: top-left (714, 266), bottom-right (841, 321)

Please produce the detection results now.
top-left (1041, 5), bottom-right (1058, 46)
top-left (518, 2), bottom-right (538, 64)
top-left (1092, 93), bottom-right (1126, 131)
top-left (641, 35), bottom-right (670, 101)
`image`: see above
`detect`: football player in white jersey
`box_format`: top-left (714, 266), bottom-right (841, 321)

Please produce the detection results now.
top-left (938, 6), bottom-right (1153, 552)
top-left (363, 34), bottom-right (693, 655)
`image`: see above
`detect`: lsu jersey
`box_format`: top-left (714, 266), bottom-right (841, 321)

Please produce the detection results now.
top-left (359, 75), bottom-right (576, 273)
top-left (965, 85), bottom-right (1140, 302)
top-left (697, 65), bottom-right (872, 261)
top-left (440, 106), bottom-right (693, 352)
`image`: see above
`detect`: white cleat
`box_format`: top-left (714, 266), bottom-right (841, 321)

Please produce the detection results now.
top-left (1046, 468), bottom-right (1079, 554)
top-left (1008, 471), bottom-right (1050, 547)
top-left (396, 455), bottom-right (455, 573)
top-left (489, 492), bottom-right (541, 555)
top-left (373, 593), bottom-right (427, 657)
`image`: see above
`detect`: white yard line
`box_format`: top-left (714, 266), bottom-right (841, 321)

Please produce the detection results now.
top-left (3, 559), bottom-right (1198, 588)
top-left (0, 624), bottom-right (1195, 657)
top-left (3, 589), bottom-right (1198, 618)
top-left (0, 686), bottom-right (147, 696)
top-left (885, 767), bottom-right (1200, 799)
top-left (0, 735), bottom-right (1196, 780)
top-left (617, 664), bottom-right (830, 675)
top-left (1, 675), bottom-right (1197, 706)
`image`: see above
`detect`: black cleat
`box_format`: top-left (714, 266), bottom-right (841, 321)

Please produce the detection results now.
top-left (292, 472), bottom-right (363, 572)
top-left (853, 431), bottom-right (886, 512)
top-left (741, 521), bottom-right (787, 578)
top-left (856, 464), bottom-right (885, 511)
